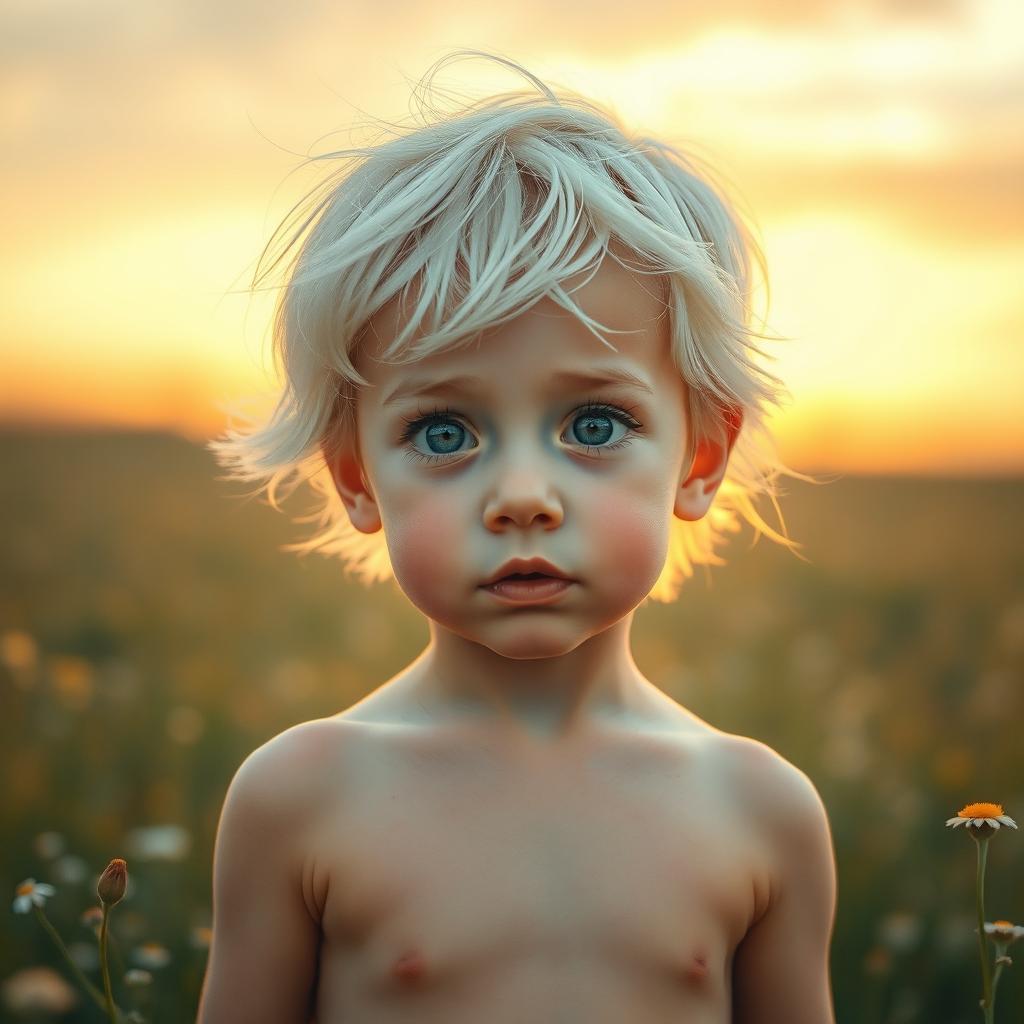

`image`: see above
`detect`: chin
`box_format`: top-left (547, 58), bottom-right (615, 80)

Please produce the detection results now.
top-left (425, 612), bottom-right (581, 660)
top-left (490, 638), bottom-right (580, 660)
top-left (481, 620), bottom-right (595, 660)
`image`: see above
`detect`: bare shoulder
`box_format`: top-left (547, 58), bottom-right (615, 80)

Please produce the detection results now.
top-left (225, 718), bottom-right (356, 834)
top-left (702, 732), bottom-right (834, 890)
top-left (238, 717), bottom-right (352, 779)
top-left (710, 735), bottom-right (838, 1021)
top-left (712, 733), bottom-right (830, 825)
top-left (199, 719), bottom-right (354, 1023)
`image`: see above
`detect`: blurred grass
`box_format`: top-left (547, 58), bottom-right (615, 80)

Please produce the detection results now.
top-left (1, 428), bottom-right (1022, 1023)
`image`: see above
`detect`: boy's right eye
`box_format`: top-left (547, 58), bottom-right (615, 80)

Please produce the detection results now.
top-left (403, 413), bottom-right (478, 463)
top-left (398, 405), bottom-right (477, 463)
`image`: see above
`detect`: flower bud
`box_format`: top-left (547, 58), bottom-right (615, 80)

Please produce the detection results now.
top-left (97, 858), bottom-right (127, 907)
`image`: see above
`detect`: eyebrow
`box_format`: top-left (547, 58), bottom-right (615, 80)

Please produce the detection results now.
top-left (382, 366), bottom-right (655, 407)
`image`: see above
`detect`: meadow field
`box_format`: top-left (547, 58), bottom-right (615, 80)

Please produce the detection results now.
top-left (2, 428), bottom-right (1022, 1022)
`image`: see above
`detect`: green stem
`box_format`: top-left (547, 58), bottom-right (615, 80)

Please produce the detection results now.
top-left (32, 904), bottom-right (109, 1013)
top-left (108, 923), bottom-right (128, 977)
top-left (974, 836), bottom-right (993, 1022)
top-left (990, 958), bottom-right (1005, 1009)
top-left (99, 906), bottom-right (119, 1023)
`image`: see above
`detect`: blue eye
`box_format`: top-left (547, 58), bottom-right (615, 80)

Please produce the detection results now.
top-left (397, 399), bottom-right (643, 465)
top-left (571, 409), bottom-right (619, 447)
top-left (420, 417), bottom-right (467, 457)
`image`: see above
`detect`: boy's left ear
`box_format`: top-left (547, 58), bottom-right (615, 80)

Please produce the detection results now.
top-left (674, 407), bottom-right (743, 521)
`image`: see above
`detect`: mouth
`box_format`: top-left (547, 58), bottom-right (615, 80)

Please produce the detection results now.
top-left (480, 571), bottom-right (567, 588)
top-left (481, 558), bottom-right (574, 587)
top-left (480, 574), bottom-right (575, 605)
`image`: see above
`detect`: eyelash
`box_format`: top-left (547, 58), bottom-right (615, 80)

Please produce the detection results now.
top-left (398, 397), bottom-right (644, 465)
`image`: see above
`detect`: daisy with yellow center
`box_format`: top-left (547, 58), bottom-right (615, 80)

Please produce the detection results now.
top-left (10, 877), bottom-right (109, 1016)
top-left (945, 802), bottom-right (1018, 833)
top-left (132, 941), bottom-right (171, 969)
top-left (984, 920), bottom-right (1024, 943)
top-left (12, 878), bottom-right (56, 913)
top-left (982, 919), bottom-right (1023, 1008)
top-left (945, 802), bottom-right (1018, 1023)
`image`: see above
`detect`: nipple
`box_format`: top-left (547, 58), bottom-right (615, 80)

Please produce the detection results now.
top-left (682, 951), bottom-right (709, 984)
top-left (391, 949), bottom-right (427, 985)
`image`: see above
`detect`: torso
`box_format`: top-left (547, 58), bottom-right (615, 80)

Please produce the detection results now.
top-left (299, 701), bottom-right (774, 1023)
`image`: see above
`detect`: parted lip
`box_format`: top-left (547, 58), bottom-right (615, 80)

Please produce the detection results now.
top-left (481, 557), bottom-right (573, 587)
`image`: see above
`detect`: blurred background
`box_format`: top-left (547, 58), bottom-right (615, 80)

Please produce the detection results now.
top-left (2, 3), bottom-right (1022, 1022)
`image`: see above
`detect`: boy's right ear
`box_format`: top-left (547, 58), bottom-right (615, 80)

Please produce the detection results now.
top-left (321, 440), bottom-right (382, 534)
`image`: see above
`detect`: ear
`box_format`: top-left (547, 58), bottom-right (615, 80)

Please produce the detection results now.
top-left (321, 438), bottom-right (382, 534)
top-left (675, 406), bottom-right (743, 522)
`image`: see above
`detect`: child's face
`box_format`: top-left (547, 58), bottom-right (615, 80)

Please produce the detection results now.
top-left (333, 252), bottom-right (722, 658)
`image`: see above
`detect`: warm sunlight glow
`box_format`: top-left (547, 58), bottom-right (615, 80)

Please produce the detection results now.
top-left (1, 6), bottom-right (1021, 473)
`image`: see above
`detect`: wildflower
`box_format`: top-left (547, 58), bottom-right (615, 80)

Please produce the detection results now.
top-left (0, 630), bottom-right (38, 690)
top-left (49, 655), bottom-right (94, 709)
top-left (878, 910), bottom-right (922, 953)
top-left (14, 882), bottom-right (110, 1018)
top-left (984, 920), bottom-right (1022, 1006)
top-left (97, 858), bottom-right (127, 907)
top-left (67, 941), bottom-right (100, 971)
top-left (1, 966), bottom-right (77, 1014)
top-left (33, 831), bottom-right (66, 859)
top-left (133, 941), bottom-right (171, 969)
top-left (54, 853), bottom-right (90, 884)
top-left (125, 824), bottom-right (191, 862)
top-left (945, 802), bottom-right (1017, 840)
top-left (118, 908), bottom-right (148, 941)
top-left (946, 804), bottom-right (1018, 1021)
top-left (863, 945), bottom-right (891, 976)
top-left (80, 905), bottom-right (104, 930)
top-left (12, 878), bottom-right (56, 913)
top-left (96, 859), bottom-right (129, 1022)
top-left (938, 912), bottom-right (976, 956)
top-left (984, 920), bottom-right (1024, 944)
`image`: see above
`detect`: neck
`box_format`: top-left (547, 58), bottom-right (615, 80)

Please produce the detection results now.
top-left (399, 613), bottom-right (661, 746)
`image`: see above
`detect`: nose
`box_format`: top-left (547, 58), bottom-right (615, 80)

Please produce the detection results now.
top-left (482, 459), bottom-right (564, 532)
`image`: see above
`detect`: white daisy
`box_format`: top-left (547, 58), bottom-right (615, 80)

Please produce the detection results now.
top-left (133, 941), bottom-right (171, 969)
top-left (12, 878), bottom-right (57, 914)
top-left (984, 920), bottom-right (1024, 944)
top-left (945, 802), bottom-right (1017, 832)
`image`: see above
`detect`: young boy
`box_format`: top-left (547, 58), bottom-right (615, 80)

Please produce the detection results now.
top-left (199, 49), bottom-right (836, 1023)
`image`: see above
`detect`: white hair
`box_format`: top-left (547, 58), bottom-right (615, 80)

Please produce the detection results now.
top-left (209, 49), bottom-right (815, 603)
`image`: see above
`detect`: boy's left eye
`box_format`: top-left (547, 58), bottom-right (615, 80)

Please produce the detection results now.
top-left (397, 399), bottom-right (644, 465)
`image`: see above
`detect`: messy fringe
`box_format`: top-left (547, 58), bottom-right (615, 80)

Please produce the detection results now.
top-left (208, 48), bottom-right (819, 603)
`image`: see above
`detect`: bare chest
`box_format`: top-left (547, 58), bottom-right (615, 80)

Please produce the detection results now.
top-left (306, 724), bottom-right (768, 1022)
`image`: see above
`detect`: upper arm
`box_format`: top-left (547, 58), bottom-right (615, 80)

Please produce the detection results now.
top-left (196, 726), bottom-right (327, 1024)
top-left (731, 744), bottom-right (837, 1024)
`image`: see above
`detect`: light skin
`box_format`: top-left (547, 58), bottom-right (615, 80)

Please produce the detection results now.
top-left (196, 248), bottom-right (837, 1023)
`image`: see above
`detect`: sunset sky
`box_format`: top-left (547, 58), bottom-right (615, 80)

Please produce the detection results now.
top-left (1, 0), bottom-right (1021, 474)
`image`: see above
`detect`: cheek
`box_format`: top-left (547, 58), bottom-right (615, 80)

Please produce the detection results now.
top-left (591, 490), bottom-right (669, 579)
top-left (382, 490), bottom-right (466, 598)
